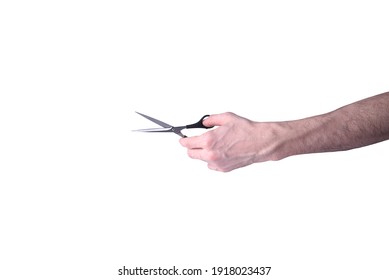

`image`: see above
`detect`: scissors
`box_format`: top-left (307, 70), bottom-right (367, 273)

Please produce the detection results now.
top-left (133, 112), bottom-right (214, 138)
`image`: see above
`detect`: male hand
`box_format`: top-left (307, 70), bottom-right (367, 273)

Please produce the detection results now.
top-left (179, 112), bottom-right (280, 172)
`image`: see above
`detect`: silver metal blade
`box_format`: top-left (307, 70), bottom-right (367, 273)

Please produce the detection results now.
top-left (132, 127), bottom-right (172, 132)
top-left (135, 112), bottom-right (172, 128)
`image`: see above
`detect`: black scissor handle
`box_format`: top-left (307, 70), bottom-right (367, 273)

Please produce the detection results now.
top-left (186, 115), bottom-right (214, 129)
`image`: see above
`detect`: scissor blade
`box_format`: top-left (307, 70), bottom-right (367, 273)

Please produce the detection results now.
top-left (135, 112), bottom-right (172, 128)
top-left (132, 127), bottom-right (172, 132)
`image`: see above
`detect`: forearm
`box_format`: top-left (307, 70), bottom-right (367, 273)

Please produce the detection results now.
top-left (273, 92), bottom-right (389, 160)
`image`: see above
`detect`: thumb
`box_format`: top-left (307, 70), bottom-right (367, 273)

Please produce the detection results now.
top-left (203, 112), bottom-right (237, 127)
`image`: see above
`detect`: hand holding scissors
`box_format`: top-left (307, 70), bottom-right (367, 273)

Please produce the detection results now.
top-left (133, 112), bottom-right (214, 138)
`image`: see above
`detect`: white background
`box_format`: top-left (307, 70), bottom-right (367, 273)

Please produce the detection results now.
top-left (1, 1), bottom-right (388, 279)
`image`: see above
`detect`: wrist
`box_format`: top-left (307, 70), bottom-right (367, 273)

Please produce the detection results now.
top-left (270, 121), bottom-right (298, 161)
top-left (251, 121), bottom-right (295, 163)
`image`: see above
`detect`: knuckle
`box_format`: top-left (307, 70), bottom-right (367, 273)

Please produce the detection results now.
top-left (187, 149), bottom-right (195, 159)
top-left (207, 163), bottom-right (217, 171)
top-left (202, 133), bottom-right (214, 149)
top-left (206, 150), bottom-right (220, 162)
top-left (224, 112), bottom-right (236, 119)
top-left (207, 163), bottom-right (231, 173)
